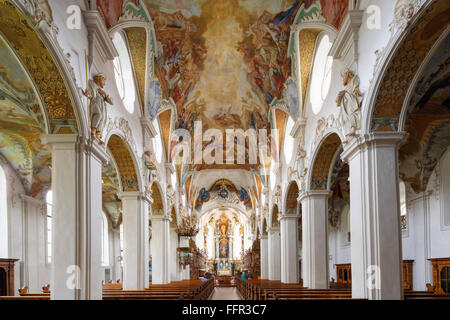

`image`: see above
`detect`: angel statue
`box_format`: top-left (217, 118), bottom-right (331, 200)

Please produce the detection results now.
top-left (336, 69), bottom-right (362, 142)
top-left (83, 74), bottom-right (113, 143)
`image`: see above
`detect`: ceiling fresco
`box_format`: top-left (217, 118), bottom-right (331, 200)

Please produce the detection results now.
top-left (0, 34), bottom-right (51, 198)
top-left (399, 34), bottom-right (450, 193)
top-left (195, 178), bottom-right (252, 212)
top-left (102, 157), bottom-right (122, 228)
top-left (148, 0), bottom-right (300, 133)
top-left (0, 1), bottom-right (77, 133)
top-left (371, 0), bottom-right (450, 131)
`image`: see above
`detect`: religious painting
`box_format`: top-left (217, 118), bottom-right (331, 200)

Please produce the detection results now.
top-left (320, 0), bottom-right (348, 30)
top-left (148, 80), bottom-right (162, 120)
top-left (219, 238), bottom-right (229, 258)
top-left (96, 0), bottom-right (125, 28)
top-left (147, 0), bottom-right (301, 134)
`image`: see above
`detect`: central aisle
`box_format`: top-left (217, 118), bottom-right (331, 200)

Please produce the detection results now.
top-left (210, 287), bottom-right (242, 300)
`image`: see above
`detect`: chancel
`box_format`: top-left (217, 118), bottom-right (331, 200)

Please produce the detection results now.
top-left (0, 0), bottom-right (449, 303)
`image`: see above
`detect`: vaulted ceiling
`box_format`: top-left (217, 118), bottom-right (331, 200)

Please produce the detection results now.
top-left (97, 0), bottom-right (350, 211)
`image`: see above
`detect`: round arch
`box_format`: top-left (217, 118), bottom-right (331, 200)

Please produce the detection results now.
top-left (0, 2), bottom-right (87, 136)
top-left (308, 132), bottom-right (343, 191)
top-left (363, 0), bottom-right (450, 133)
top-left (284, 181), bottom-right (300, 215)
top-left (150, 181), bottom-right (164, 215)
top-left (106, 134), bottom-right (141, 192)
top-left (270, 204), bottom-right (280, 228)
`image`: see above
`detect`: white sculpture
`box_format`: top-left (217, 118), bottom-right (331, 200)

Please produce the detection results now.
top-left (84, 74), bottom-right (113, 143)
top-left (336, 69), bottom-right (362, 142)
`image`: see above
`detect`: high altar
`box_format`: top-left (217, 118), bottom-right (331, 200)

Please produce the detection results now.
top-left (214, 215), bottom-right (233, 276)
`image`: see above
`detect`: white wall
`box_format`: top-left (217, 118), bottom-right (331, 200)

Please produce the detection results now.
top-left (401, 147), bottom-right (450, 290)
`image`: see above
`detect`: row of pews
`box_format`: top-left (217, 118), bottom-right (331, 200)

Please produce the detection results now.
top-left (235, 279), bottom-right (450, 300)
top-left (0, 279), bottom-right (214, 300)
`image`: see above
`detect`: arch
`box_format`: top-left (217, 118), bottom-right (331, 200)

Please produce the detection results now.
top-left (0, 165), bottom-right (7, 258)
top-left (309, 132), bottom-right (343, 191)
top-left (0, 2), bottom-right (85, 135)
top-left (285, 181), bottom-right (300, 215)
top-left (151, 182), bottom-right (164, 215)
top-left (262, 217), bottom-right (268, 236)
top-left (106, 134), bottom-right (140, 192)
top-left (289, 14), bottom-right (338, 117)
top-left (364, 0), bottom-right (450, 132)
top-left (169, 206), bottom-right (177, 228)
top-left (271, 204), bottom-right (280, 228)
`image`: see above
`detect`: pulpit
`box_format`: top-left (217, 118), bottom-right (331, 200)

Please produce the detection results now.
top-left (0, 259), bottom-right (18, 296)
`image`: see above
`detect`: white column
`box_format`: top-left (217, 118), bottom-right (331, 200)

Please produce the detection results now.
top-left (20, 195), bottom-right (47, 293)
top-left (151, 215), bottom-right (170, 284)
top-left (42, 135), bottom-right (107, 300)
top-left (268, 227), bottom-right (281, 281)
top-left (119, 192), bottom-right (150, 290)
top-left (169, 228), bottom-right (180, 282)
top-left (110, 228), bottom-right (122, 282)
top-left (341, 132), bottom-right (406, 300)
top-left (260, 235), bottom-right (269, 279)
top-left (411, 192), bottom-right (432, 291)
top-left (280, 214), bottom-right (299, 284)
top-left (300, 191), bottom-right (330, 289)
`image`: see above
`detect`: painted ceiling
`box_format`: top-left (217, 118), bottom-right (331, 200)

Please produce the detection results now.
top-left (399, 34), bottom-right (450, 193)
top-left (0, 33), bottom-right (51, 198)
top-left (94, 0), bottom-right (351, 211)
top-left (0, 1), bottom-right (77, 133)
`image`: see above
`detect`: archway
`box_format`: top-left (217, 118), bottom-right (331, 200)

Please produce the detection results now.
top-left (366, 0), bottom-right (450, 132)
top-left (302, 132), bottom-right (344, 289)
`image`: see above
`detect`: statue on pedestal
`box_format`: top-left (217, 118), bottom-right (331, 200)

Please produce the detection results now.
top-left (336, 69), bottom-right (362, 142)
top-left (83, 74), bottom-right (113, 143)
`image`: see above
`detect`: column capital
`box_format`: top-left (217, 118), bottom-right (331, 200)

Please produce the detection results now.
top-left (20, 194), bottom-right (45, 206)
top-left (165, 162), bottom-right (175, 174)
top-left (341, 131), bottom-right (408, 163)
top-left (279, 214), bottom-right (300, 221)
top-left (151, 214), bottom-right (170, 222)
top-left (259, 235), bottom-right (268, 240)
top-left (84, 138), bottom-right (109, 164)
top-left (298, 190), bottom-right (332, 203)
top-left (118, 191), bottom-right (153, 204)
top-left (268, 227), bottom-right (280, 234)
top-left (41, 134), bottom-right (80, 150)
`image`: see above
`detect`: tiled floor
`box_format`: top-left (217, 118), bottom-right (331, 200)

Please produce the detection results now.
top-left (210, 287), bottom-right (242, 300)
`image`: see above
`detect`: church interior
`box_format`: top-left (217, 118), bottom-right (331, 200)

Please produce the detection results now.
top-left (0, 0), bottom-right (449, 302)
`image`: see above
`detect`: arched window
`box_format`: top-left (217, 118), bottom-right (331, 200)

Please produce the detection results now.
top-left (283, 116), bottom-right (295, 164)
top-left (309, 34), bottom-right (333, 115)
top-left (152, 118), bottom-right (163, 163)
top-left (441, 147), bottom-right (450, 228)
top-left (399, 181), bottom-right (408, 230)
top-left (102, 213), bottom-right (110, 266)
top-left (0, 166), bottom-right (8, 258)
top-left (46, 190), bottom-right (52, 264)
top-left (112, 32), bottom-right (136, 114)
top-left (119, 223), bottom-right (124, 267)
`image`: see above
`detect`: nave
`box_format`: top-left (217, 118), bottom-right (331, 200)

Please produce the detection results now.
top-left (0, 0), bottom-right (449, 302)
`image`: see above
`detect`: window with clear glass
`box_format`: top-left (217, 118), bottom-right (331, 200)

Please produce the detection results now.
top-left (0, 166), bottom-right (7, 258)
top-left (102, 213), bottom-right (110, 266)
top-left (46, 190), bottom-right (52, 264)
top-left (309, 34), bottom-right (333, 115)
top-left (152, 118), bottom-right (163, 163)
top-left (112, 32), bottom-right (136, 114)
top-left (283, 116), bottom-right (295, 164)
top-left (119, 223), bottom-right (124, 267)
